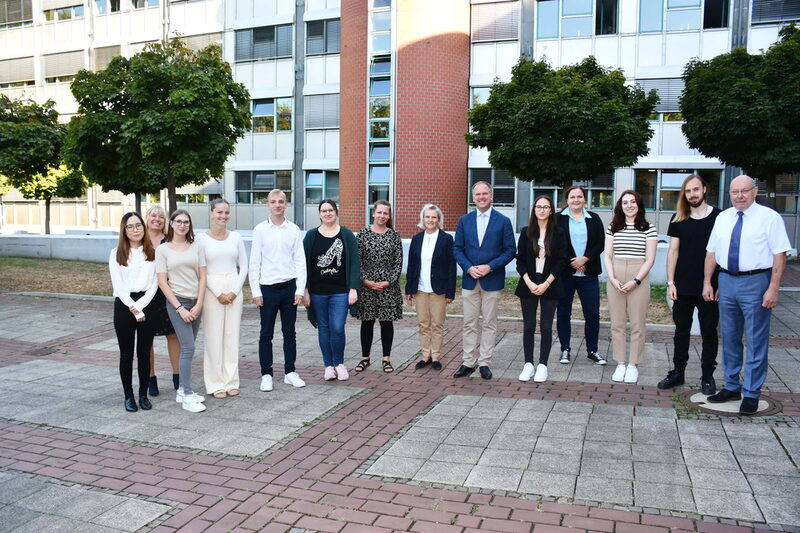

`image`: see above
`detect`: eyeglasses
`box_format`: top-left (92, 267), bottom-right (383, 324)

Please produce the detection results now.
top-left (534, 205), bottom-right (552, 211)
top-left (125, 223), bottom-right (144, 231)
top-left (729, 186), bottom-right (755, 197)
top-left (172, 219), bottom-right (191, 226)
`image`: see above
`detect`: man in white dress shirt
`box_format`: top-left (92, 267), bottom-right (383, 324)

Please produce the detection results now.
top-left (249, 189), bottom-right (307, 391)
top-left (703, 175), bottom-right (791, 414)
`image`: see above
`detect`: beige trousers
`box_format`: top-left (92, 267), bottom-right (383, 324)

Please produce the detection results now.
top-left (203, 271), bottom-right (242, 393)
top-left (462, 281), bottom-right (501, 367)
top-left (606, 258), bottom-right (650, 365)
top-left (415, 291), bottom-right (447, 362)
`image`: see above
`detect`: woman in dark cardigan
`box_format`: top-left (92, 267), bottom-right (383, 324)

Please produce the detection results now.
top-left (516, 195), bottom-right (568, 383)
top-left (556, 186), bottom-right (607, 366)
top-left (303, 199), bottom-right (360, 381)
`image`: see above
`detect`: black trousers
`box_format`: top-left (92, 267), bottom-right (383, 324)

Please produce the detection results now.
top-left (114, 295), bottom-right (154, 398)
top-left (361, 320), bottom-right (394, 359)
top-left (672, 294), bottom-right (719, 379)
top-left (520, 296), bottom-right (558, 365)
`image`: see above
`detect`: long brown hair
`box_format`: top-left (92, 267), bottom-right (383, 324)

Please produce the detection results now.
top-left (526, 195), bottom-right (557, 257)
top-left (166, 209), bottom-right (195, 243)
top-left (373, 199), bottom-right (393, 229)
top-left (610, 190), bottom-right (649, 233)
top-left (673, 174), bottom-right (706, 223)
top-left (116, 212), bottom-right (155, 266)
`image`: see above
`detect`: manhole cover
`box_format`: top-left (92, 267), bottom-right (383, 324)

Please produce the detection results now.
top-left (678, 390), bottom-right (782, 417)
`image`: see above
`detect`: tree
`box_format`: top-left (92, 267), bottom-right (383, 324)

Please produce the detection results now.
top-left (67, 39), bottom-right (251, 214)
top-left (681, 25), bottom-right (800, 198)
top-left (466, 56), bottom-right (658, 188)
top-left (0, 96), bottom-right (88, 234)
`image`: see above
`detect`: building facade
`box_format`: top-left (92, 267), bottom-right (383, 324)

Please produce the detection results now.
top-left (0, 0), bottom-right (798, 247)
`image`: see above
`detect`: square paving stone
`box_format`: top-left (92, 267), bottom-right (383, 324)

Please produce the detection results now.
top-left (534, 437), bottom-right (583, 456)
top-left (632, 428), bottom-right (680, 445)
top-left (440, 395), bottom-right (481, 406)
top-left (395, 426), bottom-right (450, 444)
top-left (682, 448), bottom-right (739, 470)
top-left (540, 422), bottom-right (586, 439)
top-left (677, 419), bottom-right (725, 435)
top-left (91, 499), bottom-right (171, 531)
top-left (583, 441), bottom-right (631, 459)
top-left (774, 427), bottom-right (800, 442)
top-left (477, 448), bottom-right (532, 469)
top-left (679, 432), bottom-right (732, 450)
top-left (413, 461), bottom-right (473, 486)
top-left (487, 432), bottom-right (538, 452)
top-left (634, 481), bottom-right (696, 512)
top-left (574, 476), bottom-right (632, 505)
top-left (366, 456), bottom-right (425, 479)
top-left (633, 462), bottom-right (690, 485)
top-left (592, 403), bottom-right (634, 416)
top-left (528, 452), bottom-right (581, 475)
top-left (429, 404), bottom-right (472, 417)
top-left (756, 495), bottom-right (800, 527)
top-left (456, 417), bottom-right (503, 433)
top-left (747, 474), bottom-right (800, 497)
top-left (416, 414), bottom-right (463, 429)
top-left (585, 425), bottom-right (632, 443)
top-left (546, 411), bottom-right (591, 425)
top-left (736, 454), bottom-right (799, 476)
top-left (15, 515), bottom-right (116, 533)
top-left (687, 466), bottom-right (751, 492)
top-left (729, 436), bottom-right (786, 457)
top-left (722, 422), bottom-right (773, 439)
top-left (385, 438), bottom-right (440, 459)
top-left (496, 420), bottom-right (538, 435)
top-left (519, 471), bottom-right (576, 498)
top-left (0, 477), bottom-right (45, 504)
top-left (445, 429), bottom-right (493, 447)
top-left (634, 406), bottom-right (677, 418)
top-left (580, 457), bottom-right (633, 480)
top-left (0, 504), bottom-right (41, 531)
top-left (465, 465), bottom-right (523, 492)
top-left (588, 413), bottom-right (633, 428)
top-left (552, 401), bottom-right (593, 413)
top-left (694, 488), bottom-right (764, 522)
top-left (631, 443), bottom-right (684, 464)
top-left (429, 444), bottom-right (485, 464)
top-left (466, 406), bottom-right (512, 419)
top-left (17, 485), bottom-right (121, 520)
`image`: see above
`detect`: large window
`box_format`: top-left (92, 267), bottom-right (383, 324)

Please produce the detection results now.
top-left (43, 4), bottom-right (83, 21)
top-left (471, 1), bottom-right (520, 42)
top-left (235, 171), bottom-right (292, 204)
top-left (751, 0), bottom-right (800, 24)
top-left (0, 0), bottom-right (32, 28)
top-left (370, 0), bottom-right (391, 52)
top-left (131, 0), bottom-right (158, 7)
top-left (235, 25), bottom-right (293, 62)
top-left (755, 174), bottom-right (800, 213)
top-left (306, 19), bottom-right (340, 55)
top-left (470, 169), bottom-right (515, 207)
top-left (0, 57), bottom-right (34, 88)
top-left (251, 98), bottom-right (292, 133)
top-left (536, 0), bottom-right (617, 38)
top-left (635, 168), bottom-right (722, 210)
top-left (95, 0), bottom-right (121, 14)
top-left (640, 0), bottom-right (729, 31)
top-left (305, 170), bottom-right (339, 204)
top-left (304, 94), bottom-right (339, 129)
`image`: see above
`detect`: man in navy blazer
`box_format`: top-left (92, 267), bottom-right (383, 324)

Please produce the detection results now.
top-left (452, 181), bottom-right (516, 379)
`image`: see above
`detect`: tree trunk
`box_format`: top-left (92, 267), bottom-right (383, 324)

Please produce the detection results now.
top-left (0, 195), bottom-right (5, 230)
top-left (44, 196), bottom-right (51, 235)
top-left (134, 192), bottom-right (143, 215)
top-left (167, 168), bottom-right (177, 215)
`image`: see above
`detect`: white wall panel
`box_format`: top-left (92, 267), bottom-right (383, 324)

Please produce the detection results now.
top-left (468, 146), bottom-right (490, 167)
top-left (325, 54), bottom-right (340, 84)
top-left (535, 40), bottom-right (559, 65)
top-left (253, 134), bottom-right (275, 159)
top-left (471, 43), bottom-right (495, 75)
top-left (646, 126), bottom-right (660, 156)
top-left (0, 26), bottom-right (35, 54)
top-left (619, 0), bottom-right (638, 33)
top-left (749, 26), bottom-right (781, 54)
top-left (253, 0), bottom-right (278, 18)
top-left (276, 132), bottom-right (293, 159)
top-left (275, 59), bottom-right (293, 89)
top-left (42, 19), bottom-right (85, 48)
top-left (619, 35), bottom-right (636, 76)
top-left (594, 36), bottom-right (620, 70)
top-left (560, 38), bottom-right (592, 66)
top-left (306, 56), bottom-right (324, 85)
top-left (277, 0), bottom-right (294, 15)
top-left (701, 30), bottom-right (729, 60)
top-left (234, 63), bottom-right (253, 87)
top-left (495, 41), bottom-right (519, 81)
top-left (324, 130), bottom-right (339, 159)
top-left (661, 123), bottom-right (694, 156)
top-left (235, 136), bottom-right (252, 160)
top-left (665, 32), bottom-right (699, 67)
top-left (637, 34), bottom-right (663, 67)
top-left (305, 131), bottom-right (324, 159)
top-left (253, 61), bottom-right (277, 88)
top-left (236, 0), bottom-right (255, 19)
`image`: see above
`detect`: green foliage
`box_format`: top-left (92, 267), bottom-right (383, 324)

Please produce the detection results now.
top-left (13, 165), bottom-right (88, 202)
top-left (67, 39), bottom-right (252, 213)
top-left (681, 25), bottom-right (800, 181)
top-left (466, 56), bottom-right (658, 187)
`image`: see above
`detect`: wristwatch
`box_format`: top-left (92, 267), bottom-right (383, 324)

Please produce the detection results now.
top-left (667, 281), bottom-right (674, 286)
top-left (634, 278), bottom-right (642, 285)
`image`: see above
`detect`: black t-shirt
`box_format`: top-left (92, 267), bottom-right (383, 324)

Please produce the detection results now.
top-left (310, 231), bottom-right (348, 294)
top-left (667, 206), bottom-right (721, 296)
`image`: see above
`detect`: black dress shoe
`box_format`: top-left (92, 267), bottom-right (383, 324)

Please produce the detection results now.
top-left (138, 396), bottom-right (152, 410)
top-left (701, 377), bottom-right (716, 395)
top-left (707, 389), bottom-right (741, 403)
top-left (657, 370), bottom-right (685, 390)
top-left (432, 361), bottom-right (442, 371)
top-left (479, 366), bottom-right (492, 380)
top-left (172, 373), bottom-right (180, 390)
top-left (739, 397), bottom-right (759, 415)
top-left (453, 365), bottom-right (476, 378)
top-left (415, 359), bottom-right (431, 369)
top-left (148, 376), bottom-right (160, 397)
top-left (124, 397), bottom-right (138, 412)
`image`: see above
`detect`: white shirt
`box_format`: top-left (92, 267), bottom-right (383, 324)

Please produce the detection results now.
top-left (476, 207), bottom-right (492, 246)
top-left (249, 216), bottom-right (306, 297)
top-left (197, 231), bottom-right (248, 297)
top-left (109, 247), bottom-right (158, 319)
top-left (418, 230), bottom-right (438, 293)
top-left (707, 202), bottom-right (791, 271)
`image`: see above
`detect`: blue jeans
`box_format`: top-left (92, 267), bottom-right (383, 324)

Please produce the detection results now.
top-left (258, 281), bottom-right (297, 376)
top-left (718, 271), bottom-right (771, 399)
top-left (310, 292), bottom-right (349, 367)
top-left (556, 275), bottom-right (600, 353)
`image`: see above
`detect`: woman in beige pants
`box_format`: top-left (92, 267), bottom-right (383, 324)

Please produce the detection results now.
top-left (603, 190), bottom-right (657, 384)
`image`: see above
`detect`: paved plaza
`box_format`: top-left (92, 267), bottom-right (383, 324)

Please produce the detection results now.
top-left (0, 291), bottom-right (798, 532)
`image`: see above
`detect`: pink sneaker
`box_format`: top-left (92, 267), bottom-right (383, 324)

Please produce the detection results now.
top-left (324, 366), bottom-right (336, 381)
top-left (335, 364), bottom-right (349, 381)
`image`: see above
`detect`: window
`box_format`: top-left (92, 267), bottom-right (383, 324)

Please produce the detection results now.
top-left (305, 94), bottom-right (339, 129)
top-left (0, 0), bottom-right (32, 28)
top-left (536, 0), bottom-right (617, 38)
top-left (636, 78), bottom-right (685, 112)
top-left (562, 0), bottom-right (593, 36)
top-left (235, 24), bottom-right (293, 62)
top-left (306, 19), bottom-right (340, 55)
top-left (370, 0), bottom-right (391, 53)
top-left (368, 165), bottom-right (390, 204)
top-left (0, 57), bottom-right (35, 87)
top-left (659, 169), bottom-right (693, 210)
top-left (235, 171), bottom-right (292, 204)
top-left (372, 0), bottom-right (390, 6)
top-left (95, 0), bottom-right (121, 14)
top-left (596, 0), bottom-right (618, 34)
top-left (635, 169), bottom-right (657, 209)
top-left (370, 56), bottom-right (390, 75)
top-left (369, 143), bottom-right (390, 162)
top-left (94, 45), bottom-right (120, 71)
top-left (251, 98), bottom-right (292, 133)
top-left (640, 0), bottom-right (664, 31)
top-left (305, 170), bottom-right (339, 204)
top-left (43, 4), bottom-right (84, 22)
top-left (131, 0), bottom-right (158, 7)
top-left (641, 0), bottom-right (730, 31)
top-left (751, 0), bottom-right (800, 24)
top-left (537, 0), bottom-right (559, 38)
top-left (471, 87), bottom-right (491, 107)
top-left (666, 0), bottom-right (701, 31)
top-left (176, 194), bottom-right (221, 204)
top-left (471, 1), bottom-right (520, 42)
top-left (43, 51), bottom-right (83, 84)
top-left (703, 0), bottom-right (728, 27)
top-left (470, 168), bottom-right (515, 206)
top-left (636, 168), bottom-right (723, 210)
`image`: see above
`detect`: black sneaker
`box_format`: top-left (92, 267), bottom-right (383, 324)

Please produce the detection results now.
top-left (148, 376), bottom-right (160, 397)
top-left (559, 350), bottom-right (570, 364)
top-left (657, 370), bottom-right (685, 390)
top-left (701, 377), bottom-right (716, 396)
top-left (739, 397), bottom-right (759, 415)
top-left (587, 351), bottom-right (607, 365)
top-left (707, 389), bottom-right (741, 403)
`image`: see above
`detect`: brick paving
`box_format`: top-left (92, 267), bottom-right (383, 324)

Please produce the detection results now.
top-left (0, 292), bottom-right (798, 532)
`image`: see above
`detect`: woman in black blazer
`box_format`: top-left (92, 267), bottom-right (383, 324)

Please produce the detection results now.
top-left (405, 204), bottom-right (457, 371)
top-left (556, 186), bottom-right (606, 366)
top-left (516, 195), bottom-right (567, 383)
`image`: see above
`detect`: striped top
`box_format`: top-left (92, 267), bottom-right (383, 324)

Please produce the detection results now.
top-left (606, 223), bottom-right (658, 258)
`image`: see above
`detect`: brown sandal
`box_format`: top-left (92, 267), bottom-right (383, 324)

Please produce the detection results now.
top-left (213, 391), bottom-right (227, 399)
top-left (355, 359), bottom-right (371, 372)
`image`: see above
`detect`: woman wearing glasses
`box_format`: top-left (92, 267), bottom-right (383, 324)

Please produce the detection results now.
top-left (156, 210), bottom-right (208, 412)
top-left (516, 196), bottom-right (567, 383)
top-left (109, 212), bottom-right (158, 412)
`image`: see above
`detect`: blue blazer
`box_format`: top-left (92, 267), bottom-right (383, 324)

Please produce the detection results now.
top-left (405, 230), bottom-right (456, 300)
top-left (453, 209), bottom-right (516, 291)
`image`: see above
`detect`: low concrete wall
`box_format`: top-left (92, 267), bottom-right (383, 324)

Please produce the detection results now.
top-left (0, 232), bottom-right (671, 284)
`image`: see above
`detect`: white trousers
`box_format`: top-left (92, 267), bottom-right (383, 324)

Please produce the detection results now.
top-left (203, 271), bottom-right (242, 393)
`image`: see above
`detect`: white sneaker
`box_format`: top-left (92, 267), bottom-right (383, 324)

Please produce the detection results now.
top-left (533, 364), bottom-right (548, 383)
top-left (284, 372), bottom-right (306, 388)
top-left (335, 364), bottom-right (349, 381)
top-left (175, 388), bottom-right (205, 403)
top-left (611, 364), bottom-right (627, 382)
top-left (182, 396), bottom-right (206, 413)
top-left (518, 362), bottom-right (535, 382)
top-left (260, 375), bottom-right (273, 392)
top-left (623, 365), bottom-right (639, 383)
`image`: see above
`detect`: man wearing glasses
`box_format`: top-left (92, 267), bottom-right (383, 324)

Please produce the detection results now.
top-left (703, 175), bottom-right (791, 414)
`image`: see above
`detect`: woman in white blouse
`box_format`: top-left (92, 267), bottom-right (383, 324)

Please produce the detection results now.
top-left (109, 212), bottom-right (159, 413)
top-left (197, 199), bottom-right (248, 398)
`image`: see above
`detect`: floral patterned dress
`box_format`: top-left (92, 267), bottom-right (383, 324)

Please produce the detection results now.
top-left (356, 227), bottom-right (403, 321)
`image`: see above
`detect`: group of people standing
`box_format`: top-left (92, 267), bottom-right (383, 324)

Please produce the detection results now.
top-left (109, 174), bottom-right (790, 417)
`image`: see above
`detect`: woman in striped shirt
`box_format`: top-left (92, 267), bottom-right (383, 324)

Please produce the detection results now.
top-left (603, 190), bottom-right (658, 384)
